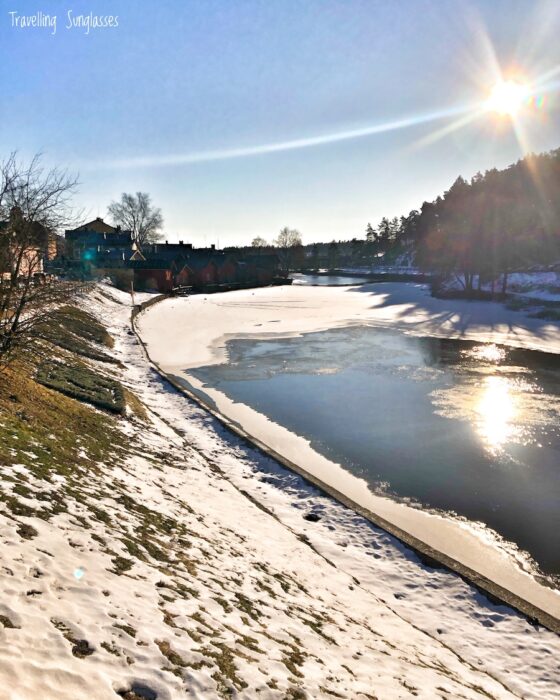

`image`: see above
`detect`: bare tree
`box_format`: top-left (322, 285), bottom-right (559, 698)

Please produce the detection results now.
top-left (273, 226), bottom-right (303, 273)
top-left (251, 236), bottom-right (268, 247)
top-left (0, 153), bottom-right (81, 364)
top-left (107, 192), bottom-right (163, 246)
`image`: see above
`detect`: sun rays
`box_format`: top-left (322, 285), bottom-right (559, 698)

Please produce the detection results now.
top-left (93, 19), bottom-right (558, 173)
top-left (100, 102), bottom-right (476, 170)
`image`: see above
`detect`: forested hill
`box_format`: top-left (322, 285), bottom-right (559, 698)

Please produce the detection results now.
top-left (363, 147), bottom-right (560, 291)
top-left (250, 147), bottom-right (560, 287)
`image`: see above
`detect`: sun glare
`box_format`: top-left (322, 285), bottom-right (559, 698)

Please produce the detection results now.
top-left (476, 376), bottom-right (517, 453)
top-left (486, 79), bottom-right (530, 116)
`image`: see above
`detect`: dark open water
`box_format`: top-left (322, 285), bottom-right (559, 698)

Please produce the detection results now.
top-left (191, 326), bottom-right (560, 580)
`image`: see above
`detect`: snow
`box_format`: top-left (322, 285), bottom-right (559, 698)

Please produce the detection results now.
top-left (137, 282), bottom-right (560, 372)
top-left (136, 282), bottom-right (560, 624)
top-left (1, 283), bottom-right (559, 699)
top-left (443, 271), bottom-right (560, 303)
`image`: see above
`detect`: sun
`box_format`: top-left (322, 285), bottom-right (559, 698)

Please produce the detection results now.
top-left (486, 79), bottom-right (530, 116)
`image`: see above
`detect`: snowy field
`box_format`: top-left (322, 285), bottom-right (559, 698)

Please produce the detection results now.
top-left (2, 284), bottom-right (560, 700)
top-left (137, 283), bottom-right (560, 625)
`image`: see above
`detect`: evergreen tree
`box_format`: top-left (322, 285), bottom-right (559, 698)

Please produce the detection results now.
top-left (365, 222), bottom-right (376, 242)
top-left (327, 240), bottom-right (339, 270)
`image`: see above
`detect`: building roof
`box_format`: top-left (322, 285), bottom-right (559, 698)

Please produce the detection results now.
top-left (65, 230), bottom-right (133, 246)
top-left (69, 217), bottom-right (118, 234)
top-left (0, 217), bottom-right (53, 248)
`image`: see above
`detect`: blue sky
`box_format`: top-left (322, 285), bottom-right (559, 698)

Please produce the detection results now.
top-left (1, 0), bottom-right (559, 245)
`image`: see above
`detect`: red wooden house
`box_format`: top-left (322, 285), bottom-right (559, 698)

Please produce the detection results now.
top-left (216, 255), bottom-right (237, 283)
top-left (130, 259), bottom-right (174, 292)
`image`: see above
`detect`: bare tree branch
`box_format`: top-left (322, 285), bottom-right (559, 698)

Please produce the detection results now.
top-left (0, 153), bottom-right (81, 365)
top-left (273, 226), bottom-right (302, 273)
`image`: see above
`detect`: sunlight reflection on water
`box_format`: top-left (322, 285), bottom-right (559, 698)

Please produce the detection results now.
top-left (432, 344), bottom-right (547, 456)
top-left (465, 343), bottom-right (507, 364)
top-left (192, 327), bottom-right (560, 575)
top-left (476, 375), bottom-right (518, 454)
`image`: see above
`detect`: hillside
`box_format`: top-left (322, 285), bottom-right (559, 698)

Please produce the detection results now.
top-left (0, 285), bottom-right (558, 700)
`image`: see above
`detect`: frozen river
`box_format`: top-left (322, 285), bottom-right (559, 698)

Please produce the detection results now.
top-left (138, 282), bottom-right (560, 613)
top-left (191, 325), bottom-right (560, 581)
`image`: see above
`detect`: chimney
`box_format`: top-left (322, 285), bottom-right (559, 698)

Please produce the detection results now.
top-left (179, 240), bottom-right (184, 245)
top-left (211, 244), bottom-right (216, 250)
top-left (165, 240), bottom-right (168, 245)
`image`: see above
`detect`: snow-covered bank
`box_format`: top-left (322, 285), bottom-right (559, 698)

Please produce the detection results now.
top-left (2, 285), bottom-right (559, 700)
top-left (136, 282), bottom-right (560, 628)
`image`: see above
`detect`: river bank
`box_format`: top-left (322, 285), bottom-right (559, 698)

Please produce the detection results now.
top-left (3, 282), bottom-right (557, 698)
top-left (136, 282), bottom-right (560, 630)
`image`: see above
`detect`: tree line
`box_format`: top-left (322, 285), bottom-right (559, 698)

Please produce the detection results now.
top-left (366, 147), bottom-right (560, 293)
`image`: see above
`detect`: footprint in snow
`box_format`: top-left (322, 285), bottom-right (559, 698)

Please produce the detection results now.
top-left (304, 512), bottom-right (321, 522)
top-left (116, 682), bottom-right (158, 700)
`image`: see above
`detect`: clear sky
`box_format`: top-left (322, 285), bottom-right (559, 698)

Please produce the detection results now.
top-left (1, 0), bottom-right (559, 245)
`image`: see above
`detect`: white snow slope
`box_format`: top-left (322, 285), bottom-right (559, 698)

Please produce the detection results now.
top-left (0, 284), bottom-right (559, 700)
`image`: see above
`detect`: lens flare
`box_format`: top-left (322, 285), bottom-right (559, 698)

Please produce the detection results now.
top-left (526, 93), bottom-right (546, 111)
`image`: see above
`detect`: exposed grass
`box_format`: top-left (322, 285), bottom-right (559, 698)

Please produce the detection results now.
top-left (101, 641), bottom-right (121, 656)
top-left (17, 523), bottom-right (38, 539)
top-left (37, 306), bottom-right (117, 363)
top-left (112, 556), bottom-right (135, 575)
top-left (234, 592), bottom-right (262, 621)
top-left (201, 641), bottom-right (249, 696)
top-left (114, 623), bottom-right (137, 638)
top-left (36, 361), bottom-right (126, 415)
top-left (283, 689), bottom-right (307, 700)
top-left (123, 387), bottom-right (149, 421)
top-left (282, 645), bottom-right (307, 678)
top-left (0, 615), bottom-right (18, 629)
top-left (156, 639), bottom-right (187, 668)
top-left (47, 306), bottom-right (114, 349)
top-left (0, 343), bottom-right (130, 534)
top-left (51, 619), bottom-right (95, 658)
top-left (0, 361), bottom-right (123, 479)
